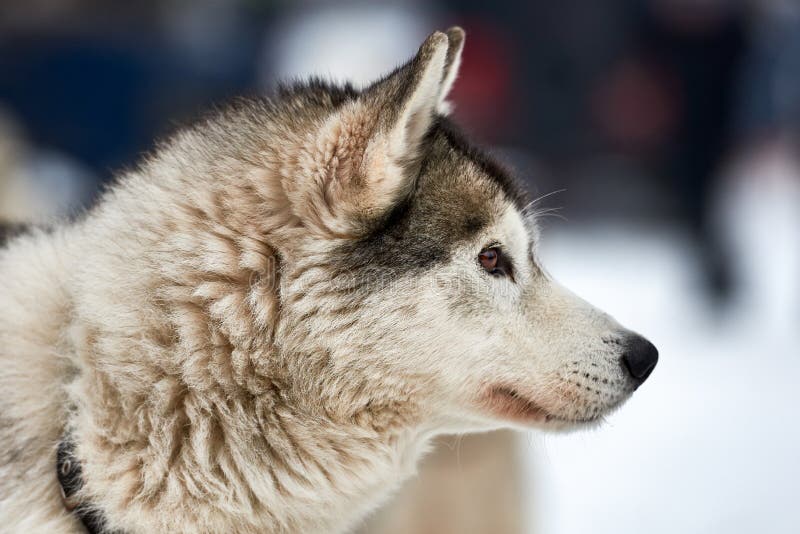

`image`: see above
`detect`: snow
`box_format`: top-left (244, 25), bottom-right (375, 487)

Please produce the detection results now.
top-left (524, 222), bottom-right (800, 534)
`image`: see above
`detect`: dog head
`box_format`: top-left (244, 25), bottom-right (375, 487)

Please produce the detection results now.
top-left (269, 29), bottom-right (658, 433)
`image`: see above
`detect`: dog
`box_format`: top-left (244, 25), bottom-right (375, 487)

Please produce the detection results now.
top-left (0, 28), bottom-right (658, 533)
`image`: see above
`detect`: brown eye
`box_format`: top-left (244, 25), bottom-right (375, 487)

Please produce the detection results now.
top-left (478, 246), bottom-right (514, 279)
top-left (478, 248), bottom-right (500, 273)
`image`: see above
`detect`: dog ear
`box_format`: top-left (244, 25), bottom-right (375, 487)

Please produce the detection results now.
top-left (368, 30), bottom-right (451, 165)
top-left (350, 28), bottom-right (465, 214)
top-left (367, 28), bottom-right (465, 160)
top-left (287, 30), bottom-right (465, 238)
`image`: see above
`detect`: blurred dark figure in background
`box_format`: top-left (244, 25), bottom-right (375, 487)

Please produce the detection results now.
top-left (602, 1), bottom-right (747, 302)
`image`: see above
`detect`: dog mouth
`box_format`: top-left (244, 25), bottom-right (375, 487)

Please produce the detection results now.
top-left (483, 386), bottom-right (602, 426)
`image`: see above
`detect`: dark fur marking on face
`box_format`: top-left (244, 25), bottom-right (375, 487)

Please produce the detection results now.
top-left (433, 117), bottom-right (527, 210)
top-left (333, 122), bottom-right (514, 285)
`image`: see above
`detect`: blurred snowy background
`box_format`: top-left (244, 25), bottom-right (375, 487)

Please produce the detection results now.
top-left (1, 1), bottom-right (798, 533)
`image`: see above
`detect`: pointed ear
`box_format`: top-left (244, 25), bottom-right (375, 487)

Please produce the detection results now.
top-left (438, 27), bottom-right (466, 115)
top-left (286, 31), bottom-right (466, 238)
top-left (371, 30), bottom-right (451, 163)
top-left (368, 27), bottom-right (466, 163)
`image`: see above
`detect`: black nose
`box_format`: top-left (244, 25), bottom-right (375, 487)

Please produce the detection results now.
top-left (622, 334), bottom-right (658, 383)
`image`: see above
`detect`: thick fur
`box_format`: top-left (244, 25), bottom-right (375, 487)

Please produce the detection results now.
top-left (0, 29), bottom-right (652, 533)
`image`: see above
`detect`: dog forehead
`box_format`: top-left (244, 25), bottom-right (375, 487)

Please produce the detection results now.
top-left (396, 127), bottom-right (521, 248)
top-left (415, 144), bottom-right (504, 236)
top-left (411, 122), bottom-right (526, 241)
top-left (429, 118), bottom-right (526, 209)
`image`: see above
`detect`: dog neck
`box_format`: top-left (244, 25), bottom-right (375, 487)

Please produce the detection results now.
top-left (62, 354), bottom-right (430, 532)
top-left (61, 262), bottom-right (430, 532)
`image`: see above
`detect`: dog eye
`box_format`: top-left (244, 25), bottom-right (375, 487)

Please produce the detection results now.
top-left (479, 248), bottom-right (498, 271)
top-left (478, 247), bottom-right (511, 277)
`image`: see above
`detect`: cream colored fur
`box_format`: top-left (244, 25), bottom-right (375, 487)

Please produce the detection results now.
top-left (0, 29), bottom-right (648, 533)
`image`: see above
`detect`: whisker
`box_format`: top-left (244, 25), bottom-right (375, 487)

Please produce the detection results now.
top-left (522, 189), bottom-right (566, 214)
top-left (522, 189), bottom-right (567, 225)
top-left (534, 211), bottom-right (568, 222)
